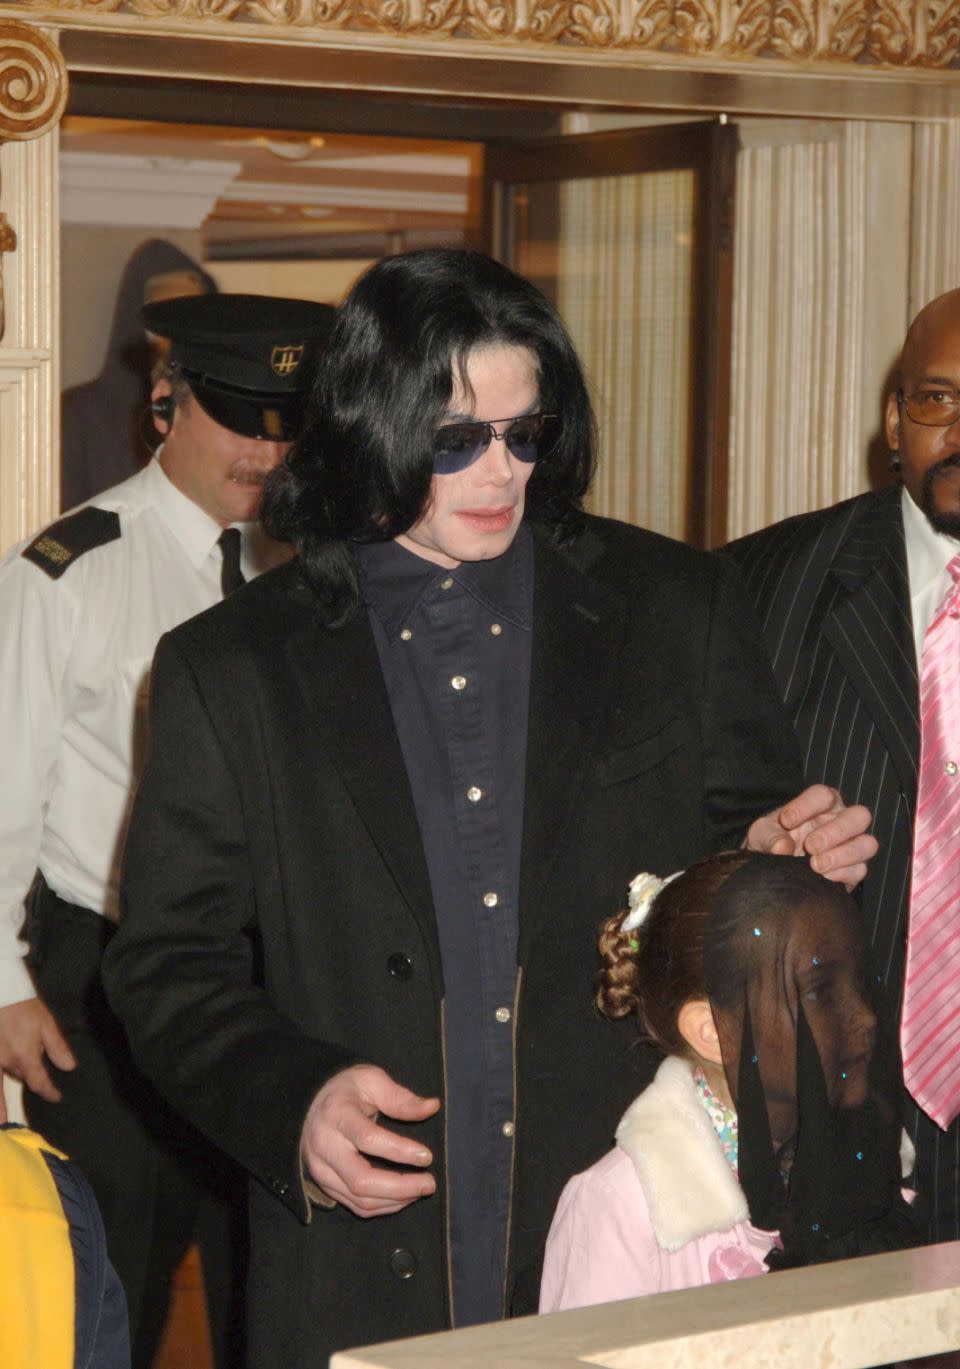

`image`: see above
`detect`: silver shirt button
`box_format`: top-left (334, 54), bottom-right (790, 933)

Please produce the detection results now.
top-left (483, 892), bottom-right (498, 908)
top-left (467, 786), bottom-right (483, 803)
top-left (451, 675), bottom-right (467, 692)
top-left (502, 1120), bottom-right (515, 1138)
top-left (399, 628), bottom-right (413, 642)
top-left (495, 1006), bottom-right (511, 1024)
top-left (490, 623), bottom-right (503, 636)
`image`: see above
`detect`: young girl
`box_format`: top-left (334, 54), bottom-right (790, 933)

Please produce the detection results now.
top-left (540, 850), bottom-right (918, 1311)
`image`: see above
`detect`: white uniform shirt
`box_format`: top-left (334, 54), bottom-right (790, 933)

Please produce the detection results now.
top-left (0, 457), bottom-right (288, 1005)
top-left (902, 485), bottom-right (960, 664)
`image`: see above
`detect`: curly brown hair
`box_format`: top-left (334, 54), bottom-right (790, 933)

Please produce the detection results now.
top-left (596, 850), bottom-right (754, 1055)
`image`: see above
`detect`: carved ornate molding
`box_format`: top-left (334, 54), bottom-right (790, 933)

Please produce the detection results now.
top-left (868, 0), bottom-right (960, 66)
top-left (0, 19), bottom-right (67, 139)
top-left (0, 22), bottom-right (66, 341)
top-left (15, 0), bottom-right (960, 67)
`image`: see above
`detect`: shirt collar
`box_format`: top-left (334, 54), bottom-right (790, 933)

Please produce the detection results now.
top-left (145, 453), bottom-right (245, 569)
top-left (902, 484), bottom-right (960, 600)
top-left (357, 522), bottom-right (534, 643)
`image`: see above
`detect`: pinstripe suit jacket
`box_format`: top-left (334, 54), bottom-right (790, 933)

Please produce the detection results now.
top-left (726, 484), bottom-right (960, 1242)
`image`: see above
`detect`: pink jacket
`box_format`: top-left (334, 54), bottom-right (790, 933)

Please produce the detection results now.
top-left (539, 1056), bottom-right (776, 1311)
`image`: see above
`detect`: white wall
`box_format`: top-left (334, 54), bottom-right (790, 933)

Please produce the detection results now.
top-left (60, 226), bottom-right (208, 391)
top-left (211, 257), bottom-right (373, 305)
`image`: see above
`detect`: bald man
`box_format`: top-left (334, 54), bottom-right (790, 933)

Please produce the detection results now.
top-left (725, 288), bottom-right (960, 1244)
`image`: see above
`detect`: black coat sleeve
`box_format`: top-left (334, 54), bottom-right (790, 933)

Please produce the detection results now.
top-left (102, 632), bottom-right (360, 1222)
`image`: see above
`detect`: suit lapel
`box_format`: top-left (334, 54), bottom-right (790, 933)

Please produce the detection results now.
top-left (282, 590), bottom-right (438, 953)
top-left (517, 530), bottom-right (628, 964)
top-left (822, 489), bottom-right (919, 809)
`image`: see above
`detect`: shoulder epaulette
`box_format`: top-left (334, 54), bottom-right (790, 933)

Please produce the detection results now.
top-left (22, 506), bottom-right (121, 579)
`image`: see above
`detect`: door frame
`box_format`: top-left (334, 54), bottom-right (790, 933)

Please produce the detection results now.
top-left (484, 120), bottom-right (737, 547)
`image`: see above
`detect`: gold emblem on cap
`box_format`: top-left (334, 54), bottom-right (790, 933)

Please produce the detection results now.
top-left (271, 344), bottom-right (304, 377)
top-left (263, 408), bottom-right (284, 439)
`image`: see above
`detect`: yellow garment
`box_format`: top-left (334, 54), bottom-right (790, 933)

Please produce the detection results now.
top-left (0, 1126), bottom-right (74, 1369)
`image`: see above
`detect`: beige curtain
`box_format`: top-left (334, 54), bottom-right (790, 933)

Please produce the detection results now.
top-left (727, 123), bottom-right (871, 539)
top-left (557, 169), bottom-right (695, 540)
top-left (727, 117), bottom-right (960, 542)
top-left (910, 120), bottom-right (960, 320)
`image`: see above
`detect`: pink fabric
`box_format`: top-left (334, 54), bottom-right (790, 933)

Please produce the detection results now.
top-left (902, 554), bottom-right (960, 1131)
top-left (539, 1144), bottom-right (775, 1312)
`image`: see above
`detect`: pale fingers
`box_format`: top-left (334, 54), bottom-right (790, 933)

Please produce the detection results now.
top-left (300, 1064), bottom-right (439, 1219)
top-left (802, 804), bottom-right (873, 856)
top-left (775, 783), bottom-right (843, 833)
top-left (0, 999), bottom-right (73, 1102)
top-left (309, 1134), bottom-right (437, 1216)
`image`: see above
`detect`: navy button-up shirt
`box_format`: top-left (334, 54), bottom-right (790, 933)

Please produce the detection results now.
top-left (357, 526), bottom-right (533, 1326)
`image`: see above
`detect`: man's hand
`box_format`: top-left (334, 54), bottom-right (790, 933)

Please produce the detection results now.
top-left (0, 997), bottom-right (76, 1122)
top-left (301, 1063), bottom-right (440, 1218)
top-left (744, 783), bottom-right (877, 890)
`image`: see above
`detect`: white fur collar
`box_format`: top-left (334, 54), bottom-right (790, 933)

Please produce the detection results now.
top-left (615, 1056), bottom-right (750, 1252)
top-left (615, 1057), bottom-right (916, 1254)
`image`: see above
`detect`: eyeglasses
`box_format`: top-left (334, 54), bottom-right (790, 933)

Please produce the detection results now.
top-left (432, 412), bottom-right (560, 475)
top-left (897, 387), bottom-right (960, 427)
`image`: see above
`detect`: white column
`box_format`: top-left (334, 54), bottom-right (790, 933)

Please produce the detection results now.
top-left (0, 17), bottom-right (65, 555)
top-left (0, 21), bottom-right (65, 1121)
top-left (0, 126), bottom-right (60, 555)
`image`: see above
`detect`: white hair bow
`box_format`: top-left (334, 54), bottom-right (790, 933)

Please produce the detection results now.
top-left (621, 870), bottom-right (683, 935)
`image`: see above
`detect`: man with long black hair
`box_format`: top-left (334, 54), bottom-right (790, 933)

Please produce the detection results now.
top-left (105, 249), bottom-right (874, 1367)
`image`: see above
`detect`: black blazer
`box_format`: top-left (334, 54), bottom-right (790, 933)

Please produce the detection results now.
top-left (727, 485), bottom-right (918, 990)
top-left (727, 487), bottom-right (960, 1243)
top-left (105, 515), bottom-right (800, 1367)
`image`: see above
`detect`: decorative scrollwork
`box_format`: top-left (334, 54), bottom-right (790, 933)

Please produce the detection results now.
top-left (304, 0), bottom-right (353, 24)
top-left (245, 0), bottom-right (343, 16)
top-left (244, 0), bottom-right (307, 22)
top-left (869, 0), bottom-right (917, 62)
top-left (568, 0), bottom-right (619, 45)
top-left (27, 0), bottom-right (124, 9)
top-left (422, 0), bottom-right (464, 31)
top-left (626, 0), bottom-right (673, 47)
top-left (352, 0), bottom-right (401, 29)
top-left (922, 0), bottom-right (960, 67)
top-left (869, 0), bottom-right (960, 65)
top-left (824, 0), bottom-right (866, 57)
top-left (674, 0), bottom-right (770, 54)
top-left (6, 0), bottom-right (960, 67)
top-left (125, 0), bottom-right (244, 16)
top-left (771, 0), bottom-right (865, 58)
top-left (350, 0), bottom-right (460, 29)
top-left (464, 0), bottom-right (515, 37)
top-left (522, 0), bottom-right (571, 41)
top-left (0, 20), bottom-right (68, 140)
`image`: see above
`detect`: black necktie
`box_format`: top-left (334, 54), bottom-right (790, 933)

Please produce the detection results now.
top-left (218, 528), bottom-right (245, 597)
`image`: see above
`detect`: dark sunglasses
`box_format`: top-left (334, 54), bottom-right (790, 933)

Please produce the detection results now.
top-left (432, 412), bottom-right (560, 475)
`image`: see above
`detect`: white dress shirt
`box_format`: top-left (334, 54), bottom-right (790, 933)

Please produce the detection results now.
top-left (0, 457), bottom-right (287, 1005)
top-left (902, 486), bottom-right (960, 664)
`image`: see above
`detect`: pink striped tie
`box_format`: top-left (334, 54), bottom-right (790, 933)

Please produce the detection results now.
top-left (902, 552), bottom-right (960, 1130)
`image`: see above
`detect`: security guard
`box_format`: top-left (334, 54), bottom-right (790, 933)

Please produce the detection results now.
top-left (0, 293), bottom-right (335, 1368)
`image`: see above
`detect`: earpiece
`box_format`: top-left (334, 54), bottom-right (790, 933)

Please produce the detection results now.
top-left (151, 395), bottom-right (174, 424)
